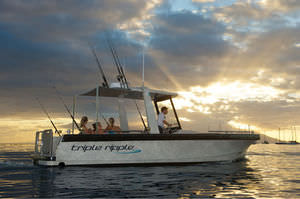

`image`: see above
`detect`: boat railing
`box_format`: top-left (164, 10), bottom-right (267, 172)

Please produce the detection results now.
top-left (100, 127), bottom-right (180, 134)
top-left (208, 130), bottom-right (255, 134)
top-left (103, 130), bottom-right (149, 134)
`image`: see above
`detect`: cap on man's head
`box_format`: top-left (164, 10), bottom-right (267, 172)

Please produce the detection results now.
top-left (161, 106), bottom-right (168, 112)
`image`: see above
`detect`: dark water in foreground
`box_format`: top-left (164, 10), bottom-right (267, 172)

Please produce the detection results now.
top-left (0, 144), bottom-right (299, 198)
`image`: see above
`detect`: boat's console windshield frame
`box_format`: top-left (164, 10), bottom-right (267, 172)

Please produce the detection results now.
top-left (153, 97), bottom-right (182, 130)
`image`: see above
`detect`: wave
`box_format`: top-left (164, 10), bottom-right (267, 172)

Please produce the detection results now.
top-left (0, 159), bottom-right (33, 168)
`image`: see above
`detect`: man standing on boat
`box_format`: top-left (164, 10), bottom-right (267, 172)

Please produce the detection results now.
top-left (158, 106), bottom-right (171, 134)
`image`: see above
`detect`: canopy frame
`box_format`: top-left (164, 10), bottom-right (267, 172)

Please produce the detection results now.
top-left (80, 86), bottom-right (177, 102)
top-left (79, 86), bottom-right (181, 133)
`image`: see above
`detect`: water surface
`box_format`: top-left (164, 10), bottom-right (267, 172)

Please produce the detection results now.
top-left (0, 143), bottom-right (299, 198)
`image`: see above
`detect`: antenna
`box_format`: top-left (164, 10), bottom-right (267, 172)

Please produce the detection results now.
top-left (142, 46), bottom-right (145, 87)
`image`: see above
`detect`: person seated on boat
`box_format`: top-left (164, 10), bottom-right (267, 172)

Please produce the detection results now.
top-left (80, 116), bottom-right (93, 134)
top-left (105, 117), bottom-right (121, 134)
top-left (92, 122), bottom-right (105, 134)
top-left (157, 106), bottom-right (171, 134)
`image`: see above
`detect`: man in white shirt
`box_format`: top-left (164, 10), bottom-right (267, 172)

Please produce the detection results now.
top-left (157, 106), bottom-right (171, 134)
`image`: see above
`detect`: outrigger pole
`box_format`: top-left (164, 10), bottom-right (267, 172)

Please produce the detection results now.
top-left (53, 86), bottom-right (81, 132)
top-left (89, 45), bottom-right (109, 88)
top-left (35, 97), bottom-right (61, 136)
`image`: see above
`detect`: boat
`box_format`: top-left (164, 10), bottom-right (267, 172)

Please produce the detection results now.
top-left (276, 141), bottom-right (299, 145)
top-left (31, 85), bottom-right (259, 166)
top-left (31, 42), bottom-right (259, 166)
top-left (275, 127), bottom-right (299, 145)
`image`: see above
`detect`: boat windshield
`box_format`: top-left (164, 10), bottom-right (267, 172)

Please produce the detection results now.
top-left (76, 97), bottom-right (148, 134)
top-left (154, 97), bottom-right (182, 130)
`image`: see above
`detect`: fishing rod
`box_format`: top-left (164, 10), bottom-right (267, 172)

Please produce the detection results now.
top-left (107, 38), bottom-right (148, 130)
top-left (52, 86), bottom-right (81, 132)
top-left (134, 101), bottom-right (147, 131)
top-left (119, 64), bottom-right (128, 88)
top-left (89, 50), bottom-right (110, 127)
top-left (112, 44), bottom-right (146, 128)
top-left (104, 32), bottom-right (126, 87)
top-left (105, 36), bottom-right (147, 130)
top-left (96, 112), bottom-right (109, 126)
top-left (101, 115), bottom-right (109, 126)
top-left (111, 43), bottom-right (129, 88)
top-left (106, 38), bottom-right (127, 88)
top-left (35, 97), bottom-right (61, 136)
top-left (89, 45), bottom-right (109, 88)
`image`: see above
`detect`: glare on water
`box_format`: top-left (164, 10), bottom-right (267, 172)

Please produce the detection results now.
top-left (0, 143), bottom-right (299, 198)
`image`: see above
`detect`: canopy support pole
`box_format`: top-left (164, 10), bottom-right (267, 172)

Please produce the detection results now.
top-left (118, 98), bottom-right (129, 131)
top-left (143, 87), bottom-right (159, 134)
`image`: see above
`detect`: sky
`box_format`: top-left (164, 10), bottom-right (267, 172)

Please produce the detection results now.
top-left (0, 0), bottom-right (300, 143)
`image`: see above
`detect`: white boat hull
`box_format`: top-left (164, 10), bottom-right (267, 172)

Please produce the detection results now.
top-left (34, 133), bottom-right (258, 166)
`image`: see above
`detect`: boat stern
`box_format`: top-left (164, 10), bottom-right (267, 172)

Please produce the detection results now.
top-left (32, 129), bottom-right (61, 166)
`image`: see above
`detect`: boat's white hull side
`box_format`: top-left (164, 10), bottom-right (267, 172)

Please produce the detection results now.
top-left (37, 139), bottom-right (254, 166)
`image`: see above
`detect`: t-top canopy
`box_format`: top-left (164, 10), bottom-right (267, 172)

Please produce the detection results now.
top-left (80, 86), bottom-right (177, 102)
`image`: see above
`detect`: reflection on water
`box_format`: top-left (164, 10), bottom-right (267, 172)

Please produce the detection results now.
top-left (0, 144), bottom-right (300, 198)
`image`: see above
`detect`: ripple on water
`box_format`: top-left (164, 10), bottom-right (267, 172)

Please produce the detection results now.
top-left (0, 144), bottom-right (299, 198)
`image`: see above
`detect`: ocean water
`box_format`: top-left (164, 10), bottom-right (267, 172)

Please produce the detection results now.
top-left (0, 144), bottom-right (299, 198)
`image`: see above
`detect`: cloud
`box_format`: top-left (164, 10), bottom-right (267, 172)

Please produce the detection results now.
top-left (0, 0), bottom-right (300, 143)
top-left (213, 0), bottom-right (300, 30)
top-left (0, 0), bottom-right (161, 43)
top-left (260, 0), bottom-right (300, 13)
top-left (150, 13), bottom-right (228, 57)
top-left (192, 0), bottom-right (215, 2)
top-left (214, 1), bottom-right (273, 24)
top-left (144, 11), bottom-right (235, 88)
top-left (0, 1), bottom-right (156, 131)
top-left (226, 26), bottom-right (300, 82)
